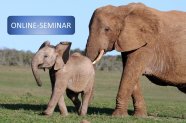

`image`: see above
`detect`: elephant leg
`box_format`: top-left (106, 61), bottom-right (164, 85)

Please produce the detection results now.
top-left (58, 95), bottom-right (68, 116)
top-left (49, 69), bottom-right (67, 114)
top-left (112, 52), bottom-right (145, 117)
top-left (131, 81), bottom-right (147, 117)
top-left (49, 69), bottom-right (55, 97)
top-left (43, 69), bottom-right (56, 116)
top-left (66, 89), bottom-right (81, 112)
top-left (43, 74), bottom-right (67, 116)
top-left (79, 89), bottom-right (92, 116)
top-left (88, 80), bottom-right (95, 105)
top-left (88, 87), bottom-right (94, 105)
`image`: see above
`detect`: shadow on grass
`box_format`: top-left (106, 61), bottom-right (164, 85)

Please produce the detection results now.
top-left (1, 103), bottom-right (185, 119)
top-left (0, 103), bottom-right (133, 116)
top-left (147, 113), bottom-right (186, 120)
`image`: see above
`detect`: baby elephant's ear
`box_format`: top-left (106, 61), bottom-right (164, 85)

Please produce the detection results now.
top-left (56, 42), bottom-right (72, 64)
top-left (54, 56), bottom-right (64, 70)
top-left (39, 41), bottom-right (50, 50)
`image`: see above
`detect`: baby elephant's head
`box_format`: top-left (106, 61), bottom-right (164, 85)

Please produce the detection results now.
top-left (31, 41), bottom-right (71, 86)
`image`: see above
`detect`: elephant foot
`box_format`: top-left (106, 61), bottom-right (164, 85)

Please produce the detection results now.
top-left (133, 110), bottom-right (147, 117)
top-left (112, 109), bottom-right (128, 117)
top-left (78, 110), bottom-right (87, 116)
top-left (78, 108), bottom-right (87, 116)
top-left (79, 112), bottom-right (86, 116)
top-left (60, 112), bottom-right (68, 117)
top-left (42, 110), bottom-right (53, 116)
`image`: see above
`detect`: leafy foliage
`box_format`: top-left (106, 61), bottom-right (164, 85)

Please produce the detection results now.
top-left (0, 48), bottom-right (33, 66)
top-left (0, 48), bottom-right (122, 71)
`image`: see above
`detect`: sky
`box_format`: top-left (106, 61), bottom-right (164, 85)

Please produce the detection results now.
top-left (1, 0), bottom-right (186, 55)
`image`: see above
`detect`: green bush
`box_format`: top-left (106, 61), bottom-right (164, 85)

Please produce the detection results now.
top-left (0, 48), bottom-right (122, 71)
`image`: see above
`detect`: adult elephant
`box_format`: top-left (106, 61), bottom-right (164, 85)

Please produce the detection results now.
top-left (85, 3), bottom-right (186, 117)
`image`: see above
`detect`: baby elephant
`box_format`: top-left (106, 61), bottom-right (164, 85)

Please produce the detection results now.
top-left (31, 41), bottom-right (95, 116)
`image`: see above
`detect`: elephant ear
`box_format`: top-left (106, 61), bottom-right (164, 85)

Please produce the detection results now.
top-left (54, 42), bottom-right (71, 70)
top-left (60, 42), bottom-right (71, 64)
top-left (115, 4), bottom-right (160, 52)
top-left (39, 41), bottom-right (50, 50)
top-left (54, 55), bottom-right (64, 70)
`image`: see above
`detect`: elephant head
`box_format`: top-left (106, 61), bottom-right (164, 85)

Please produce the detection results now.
top-left (85, 3), bottom-right (160, 63)
top-left (31, 41), bottom-right (71, 86)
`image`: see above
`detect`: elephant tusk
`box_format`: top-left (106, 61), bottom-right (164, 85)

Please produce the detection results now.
top-left (92, 50), bottom-right (104, 64)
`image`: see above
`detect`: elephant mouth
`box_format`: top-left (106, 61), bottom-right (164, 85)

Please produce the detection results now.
top-left (92, 49), bottom-right (105, 64)
top-left (38, 64), bottom-right (44, 69)
top-left (38, 64), bottom-right (52, 70)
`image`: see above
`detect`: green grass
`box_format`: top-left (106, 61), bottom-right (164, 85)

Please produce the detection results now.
top-left (0, 65), bottom-right (186, 123)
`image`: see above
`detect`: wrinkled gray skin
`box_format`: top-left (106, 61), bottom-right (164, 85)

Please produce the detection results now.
top-left (31, 41), bottom-right (95, 116)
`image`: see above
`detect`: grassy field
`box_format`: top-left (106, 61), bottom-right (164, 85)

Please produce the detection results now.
top-left (0, 65), bottom-right (185, 123)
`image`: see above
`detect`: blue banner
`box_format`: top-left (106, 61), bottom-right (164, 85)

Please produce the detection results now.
top-left (7, 16), bottom-right (75, 35)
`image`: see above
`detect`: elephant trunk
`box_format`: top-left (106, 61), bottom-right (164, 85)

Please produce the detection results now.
top-left (85, 41), bottom-right (98, 62)
top-left (85, 39), bottom-right (104, 63)
top-left (31, 53), bottom-right (43, 87)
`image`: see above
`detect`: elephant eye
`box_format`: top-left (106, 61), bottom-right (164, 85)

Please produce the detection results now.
top-left (104, 27), bottom-right (110, 32)
top-left (44, 55), bottom-right (48, 58)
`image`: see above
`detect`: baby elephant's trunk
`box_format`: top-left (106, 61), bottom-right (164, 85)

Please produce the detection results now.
top-left (31, 53), bottom-right (43, 87)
